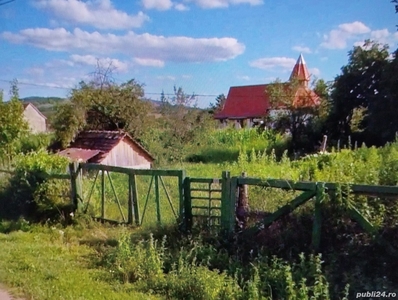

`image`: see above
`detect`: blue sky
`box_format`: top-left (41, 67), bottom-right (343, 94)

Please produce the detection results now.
top-left (0, 0), bottom-right (397, 108)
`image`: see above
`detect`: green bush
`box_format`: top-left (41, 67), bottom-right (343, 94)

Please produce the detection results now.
top-left (0, 150), bottom-right (70, 221)
top-left (102, 232), bottom-right (344, 300)
top-left (17, 133), bottom-right (55, 154)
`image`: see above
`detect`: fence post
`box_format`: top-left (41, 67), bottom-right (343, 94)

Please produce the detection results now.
top-left (221, 171), bottom-right (236, 234)
top-left (236, 172), bottom-right (249, 231)
top-left (312, 182), bottom-right (324, 252)
top-left (128, 173), bottom-right (140, 226)
top-left (178, 170), bottom-right (186, 227)
top-left (155, 175), bottom-right (161, 225)
top-left (183, 177), bottom-right (192, 232)
top-left (128, 174), bottom-right (133, 225)
top-left (101, 170), bottom-right (105, 221)
top-left (69, 162), bottom-right (82, 213)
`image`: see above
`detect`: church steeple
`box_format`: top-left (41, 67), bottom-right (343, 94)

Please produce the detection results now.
top-left (290, 53), bottom-right (310, 87)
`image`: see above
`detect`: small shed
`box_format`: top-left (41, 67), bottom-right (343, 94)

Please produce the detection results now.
top-left (58, 130), bottom-right (154, 169)
top-left (23, 102), bottom-right (47, 133)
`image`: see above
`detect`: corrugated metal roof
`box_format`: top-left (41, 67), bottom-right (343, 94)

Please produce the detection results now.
top-left (58, 148), bottom-right (102, 162)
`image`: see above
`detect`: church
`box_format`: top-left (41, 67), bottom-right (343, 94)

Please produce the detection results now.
top-left (214, 54), bottom-right (320, 128)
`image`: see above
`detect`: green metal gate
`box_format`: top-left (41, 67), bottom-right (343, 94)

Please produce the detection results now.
top-left (70, 163), bottom-right (185, 227)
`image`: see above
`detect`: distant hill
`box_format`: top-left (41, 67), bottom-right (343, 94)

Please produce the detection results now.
top-left (21, 96), bottom-right (68, 119)
top-left (20, 96), bottom-right (66, 105)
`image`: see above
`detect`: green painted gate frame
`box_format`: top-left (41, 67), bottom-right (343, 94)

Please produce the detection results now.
top-left (222, 176), bottom-right (398, 253)
top-left (69, 162), bottom-right (185, 227)
top-left (69, 163), bottom-right (397, 254)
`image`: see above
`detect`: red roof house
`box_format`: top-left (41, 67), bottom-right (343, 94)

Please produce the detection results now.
top-left (214, 54), bottom-right (319, 125)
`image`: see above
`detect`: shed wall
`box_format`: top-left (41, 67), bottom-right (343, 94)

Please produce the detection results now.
top-left (100, 139), bottom-right (152, 169)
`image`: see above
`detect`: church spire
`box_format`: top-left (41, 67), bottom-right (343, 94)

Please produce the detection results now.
top-left (290, 53), bottom-right (310, 87)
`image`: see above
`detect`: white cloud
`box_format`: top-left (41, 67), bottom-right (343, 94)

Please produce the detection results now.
top-left (174, 3), bottom-right (189, 10)
top-left (292, 45), bottom-right (311, 54)
top-left (187, 0), bottom-right (262, 9)
top-left (370, 29), bottom-right (389, 39)
top-left (1, 27), bottom-right (245, 64)
top-left (70, 54), bottom-right (129, 72)
top-left (35, 0), bottom-right (149, 29)
top-left (142, 0), bottom-right (173, 10)
top-left (338, 21), bottom-right (370, 35)
top-left (182, 74), bottom-right (192, 79)
top-left (354, 28), bottom-right (397, 49)
top-left (320, 21), bottom-right (371, 49)
top-left (249, 57), bottom-right (296, 70)
top-left (141, 0), bottom-right (261, 10)
top-left (134, 57), bottom-right (165, 67)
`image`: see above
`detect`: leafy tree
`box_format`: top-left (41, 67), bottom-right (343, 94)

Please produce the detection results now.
top-left (51, 62), bottom-right (152, 148)
top-left (266, 77), bottom-right (323, 152)
top-left (0, 80), bottom-right (29, 167)
top-left (327, 40), bottom-right (392, 146)
top-left (209, 94), bottom-right (226, 114)
top-left (148, 86), bottom-right (214, 162)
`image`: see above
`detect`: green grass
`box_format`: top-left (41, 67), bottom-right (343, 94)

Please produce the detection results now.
top-left (0, 223), bottom-right (162, 300)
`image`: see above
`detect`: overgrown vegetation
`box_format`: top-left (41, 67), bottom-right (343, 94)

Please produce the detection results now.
top-left (1, 28), bottom-right (398, 299)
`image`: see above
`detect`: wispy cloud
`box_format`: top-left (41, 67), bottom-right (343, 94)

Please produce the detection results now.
top-left (292, 45), bottom-right (311, 54)
top-left (174, 3), bottom-right (189, 10)
top-left (142, 0), bottom-right (173, 11)
top-left (320, 21), bottom-right (370, 49)
top-left (318, 21), bottom-right (398, 50)
top-left (191, 0), bottom-right (263, 9)
top-left (25, 67), bottom-right (45, 76)
top-left (249, 57), bottom-right (296, 70)
top-left (1, 27), bottom-right (245, 64)
top-left (70, 54), bottom-right (129, 72)
top-left (142, 0), bottom-right (263, 10)
top-left (134, 57), bottom-right (165, 67)
top-left (34, 0), bottom-right (149, 29)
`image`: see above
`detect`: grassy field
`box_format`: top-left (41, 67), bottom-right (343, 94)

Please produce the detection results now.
top-left (1, 130), bottom-right (398, 299)
top-left (0, 222), bottom-right (162, 300)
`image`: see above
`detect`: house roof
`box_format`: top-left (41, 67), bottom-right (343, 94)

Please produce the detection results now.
top-left (293, 86), bottom-right (320, 107)
top-left (58, 148), bottom-right (102, 162)
top-left (62, 130), bottom-right (155, 163)
top-left (214, 84), bottom-right (270, 119)
top-left (290, 54), bottom-right (310, 83)
top-left (214, 54), bottom-right (319, 120)
top-left (22, 102), bottom-right (47, 120)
